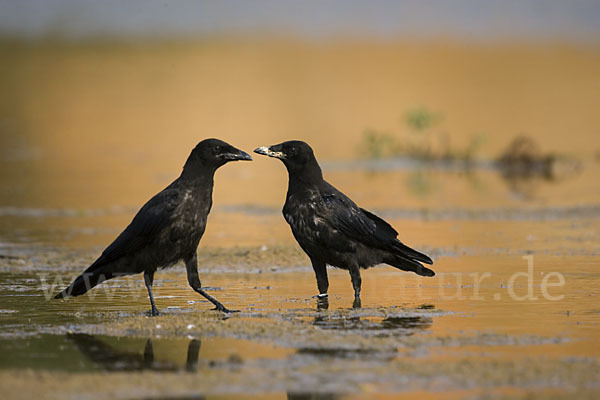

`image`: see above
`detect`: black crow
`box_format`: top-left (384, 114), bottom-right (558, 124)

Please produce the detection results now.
top-left (55, 139), bottom-right (252, 315)
top-left (254, 140), bottom-right (434, 305)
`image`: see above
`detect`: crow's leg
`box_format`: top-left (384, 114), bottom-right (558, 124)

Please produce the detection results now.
top-left (185, 252), bottom-right (234, 313)
top-left (349, 266), bottom-right (362, 309)
top-left (349, 266), bottom-right (362, 297)
top-left (144, 270), bottom-right (160, 316)
top-left (311, 257), bottom-right (329, 298)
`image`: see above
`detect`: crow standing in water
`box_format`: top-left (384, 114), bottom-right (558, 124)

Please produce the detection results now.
top-left (55, 139), bottom-right (252, 315)
top-left (255, 140), bottom-right (434, 306)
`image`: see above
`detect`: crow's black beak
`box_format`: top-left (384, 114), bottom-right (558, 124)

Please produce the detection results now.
top-left (223, 148), bottom-right (253, 161)
top-left (254, 146), bottom-right (285, 159)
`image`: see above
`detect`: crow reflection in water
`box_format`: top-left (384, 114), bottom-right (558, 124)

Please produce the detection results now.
top-left (67, 333), bottom-right (200, 372)
top-left (312, 310), bottom-right (433, 334)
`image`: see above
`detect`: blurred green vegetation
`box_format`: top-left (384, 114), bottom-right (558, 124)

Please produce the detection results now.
top-left (359, 108), bottom-right (583, 199)
top-left (360, 107), bottom-right (486, 164)
top-left (404, 107), bottom-right (443, 133)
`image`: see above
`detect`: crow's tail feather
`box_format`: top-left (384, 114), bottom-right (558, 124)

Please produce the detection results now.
top-left (392, 242), bottom-right (433, 265)
top-left (54, 270), bottom-right (114, 299)
top-left (388, 255), bottom-right (435, 277)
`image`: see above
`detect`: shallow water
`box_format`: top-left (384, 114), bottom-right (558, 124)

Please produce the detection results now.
top-left (1, 38), bottom-right (599, 399)
top-left (1, 218), bottom-right (599, 398)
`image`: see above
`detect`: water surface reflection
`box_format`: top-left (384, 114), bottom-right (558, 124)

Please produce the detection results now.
top-left (67, 333), bottom-right (200, 372)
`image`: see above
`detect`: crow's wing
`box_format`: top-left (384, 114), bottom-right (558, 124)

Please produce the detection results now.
top-left (320, 190), bottom-right (397, 248)
top-left (87, 188), bottom-right (181, 271)
top-left (361, 207), bottom-right (432, 264)
top-left (320, 188), bottom-right (432, 264)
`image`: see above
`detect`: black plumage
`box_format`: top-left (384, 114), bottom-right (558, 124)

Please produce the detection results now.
top-left (254, 140), bottom-right (434, 305)
top-left (55, 139), bottom-right (252, 315)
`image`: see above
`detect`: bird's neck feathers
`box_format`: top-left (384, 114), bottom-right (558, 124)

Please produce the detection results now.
top-left (286, 157), bottom-right (324, 191)
top-left (180, 161), bottom-right (217, 187)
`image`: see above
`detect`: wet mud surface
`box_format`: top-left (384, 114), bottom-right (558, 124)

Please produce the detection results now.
top-left (1, 232), bottom-right (599, 399)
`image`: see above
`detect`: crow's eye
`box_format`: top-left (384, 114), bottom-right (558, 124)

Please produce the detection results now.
top-left (289, 147), bottom-right (297, 156)
top-left (213, 145), bottom-right (221, 154)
